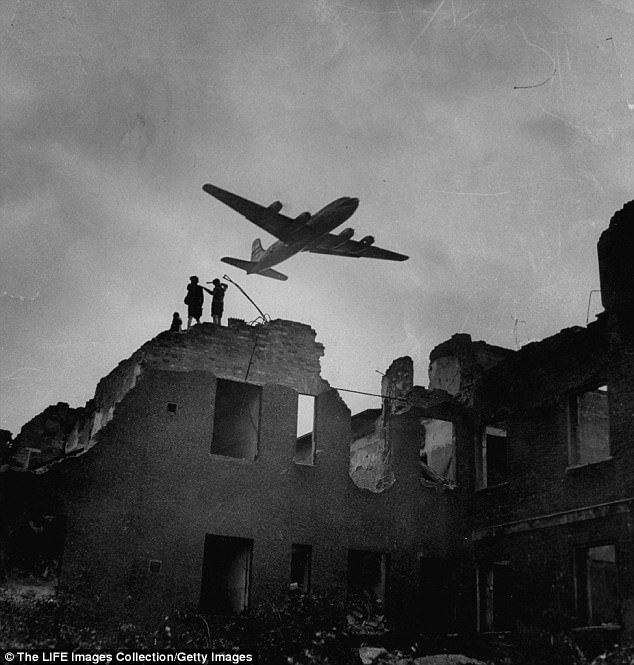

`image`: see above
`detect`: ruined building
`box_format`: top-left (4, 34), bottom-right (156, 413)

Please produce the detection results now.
top-left (3, 319), bottom-right (468, 630)
top-left (4, 202), bottom-right (634, 648)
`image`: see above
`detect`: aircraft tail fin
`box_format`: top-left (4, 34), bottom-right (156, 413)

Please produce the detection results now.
top-left (221, 256), bottom-right (288, 281)
top-left (250, 238), bottom-right (265, 261)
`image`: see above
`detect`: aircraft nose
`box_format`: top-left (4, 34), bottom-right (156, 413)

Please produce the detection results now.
top-left (347, 197), bottom-right (360, 211)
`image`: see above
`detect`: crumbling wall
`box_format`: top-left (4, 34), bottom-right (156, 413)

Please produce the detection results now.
top-left (349, 358), bottom-right (462, 493)
top-left (3, 317), bottom-right (462, 630)
top-left (420, 418), bottom-right (455, 483)
top-left (428, 355), bottom-right (461, 395)
top-left (598, 200), bottom-right (634, 337)
top-left (8, 319), bottom-right (327, 472)
top-left (429, 334), bottom-right (511, 405)
top-left (464, 203), bottom-right (634, 639)
top-left (381, 356), bottom-right (413, 414)
top-left (85, 357), bottom-right (142, 445)
top-left (48, 321), bottom-right (366, 624)
top-left (349, 422), bottom-right (394, 493)
top-left (141, 319), bottom-right (327, 395)
top-left (9, 402), bottom-right (88, 471)
top-left (9, 356), bottom-right (142, 471)
top-left (349, 358), bottom-right (414, 493)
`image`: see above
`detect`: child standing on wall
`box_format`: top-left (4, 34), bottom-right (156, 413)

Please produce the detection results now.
top-left (207, 278), bottom-right (229, 325)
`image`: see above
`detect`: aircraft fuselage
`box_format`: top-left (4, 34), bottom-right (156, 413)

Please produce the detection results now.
top-left (247, 196), bottom-right (359, 273)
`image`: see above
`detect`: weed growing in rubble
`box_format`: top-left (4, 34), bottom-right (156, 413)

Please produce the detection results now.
top-left (0, 589), bottom-right (357, 664)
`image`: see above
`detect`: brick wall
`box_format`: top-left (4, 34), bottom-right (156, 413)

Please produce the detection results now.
top-left (13, 319), bottom-right (462, 629)
top-left (464, 204), bottom-right (634, 638)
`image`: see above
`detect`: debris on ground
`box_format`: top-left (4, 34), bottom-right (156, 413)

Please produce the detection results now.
top-left (347, 610), bottom-right (388, 635)
top-left (358, 647), bottom-right (489, 665)
top-left (590, 646), bottom-right (634, 665)
top-left (413, 656), bottom-right (488, 665)
top-left (359, 646), bottom-right (388, 664)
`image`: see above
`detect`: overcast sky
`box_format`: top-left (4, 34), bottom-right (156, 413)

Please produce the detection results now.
top-left (2, 0), bottom-right (634, 433)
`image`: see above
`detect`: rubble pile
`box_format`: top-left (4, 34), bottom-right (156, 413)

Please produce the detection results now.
top-left (358, 647), bottom-right (489, 665)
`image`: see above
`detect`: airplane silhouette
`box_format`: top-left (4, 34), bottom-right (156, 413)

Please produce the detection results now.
top-left (202, 183), bottom-right (409, 281)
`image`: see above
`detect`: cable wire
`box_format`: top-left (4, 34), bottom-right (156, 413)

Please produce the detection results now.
top-left (220, 274), bottom-right (271, 324)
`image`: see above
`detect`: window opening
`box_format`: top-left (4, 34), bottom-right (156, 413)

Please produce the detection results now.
top-left (575, 544), bottom-right (618, 626)
top-left (476, 427), bottom-right (507, 489)
top-left (477, 561), bottom-right (512, 632)
top-left (148, 559), bottom-right (162, 573)
top-left (294, 394), bottom-right (315, 465)
top-left (200, 535), bottom-right (253, 614)
top-left (347, 549), bottom-right (389, 615)
top-left (211, 379), bottom-right (261, 460)
top-left (167, 403), bottom-right (177, 415)
top-left (420, 418), bottom-right (456, 483)
top-left (569, 385), bottom-right (609, 465)
top-left (290, 544), bottom-right (312, 591)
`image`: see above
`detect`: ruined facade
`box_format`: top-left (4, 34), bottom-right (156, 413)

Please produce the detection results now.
top-left (4, 202), bottom-right (634, 647)
top-left (466, 202), bottom-right (634, 651)
top-left (3, 319), bottom-right (468, 630)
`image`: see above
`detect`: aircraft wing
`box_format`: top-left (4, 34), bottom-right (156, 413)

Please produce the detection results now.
top-left (203, 183), bottom-right (299, 242)
top-left (307, 234), bottom-right (409, 261)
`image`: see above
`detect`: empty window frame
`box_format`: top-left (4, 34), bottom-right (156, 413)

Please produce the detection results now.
top-left (211, 379), bottom-right (261, 460)
top-left (420, 418), bottom-right (456, 482)
top-left (294, 394), bottom-right (316, 465)
top-left (347, 549), bottom-right (389, 612)
top-left (568, 385), bottom-right (610, 466)
top-left (575, 544), bottom-right (618, 626)
top-left (477, 561), bottom-right (512, 632)
top-left (148, 559), bottom-right (162, 573)
top-left (476, 426), bottom-right (508, 489)
top-left (290, 544), bottom-right (312, 591)
top-left (200, 535), bottom-right (253, 615)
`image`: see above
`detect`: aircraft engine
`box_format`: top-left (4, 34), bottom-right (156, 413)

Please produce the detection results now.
top-left (332, 228), bottom-right (354, 249)
top-left (360, 235), bottom-right (375, 245)
top-left (268, 201), bottom-right (283, 213)
top-left (295, 212), bottom-right (311, 223)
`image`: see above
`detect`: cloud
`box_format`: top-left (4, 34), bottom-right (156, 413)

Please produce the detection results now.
top-left (2, 0), bottom-right (634, 433)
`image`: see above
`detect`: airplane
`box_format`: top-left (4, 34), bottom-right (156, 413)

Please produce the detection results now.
top-left (202, 183), bottom-right (409, 281)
